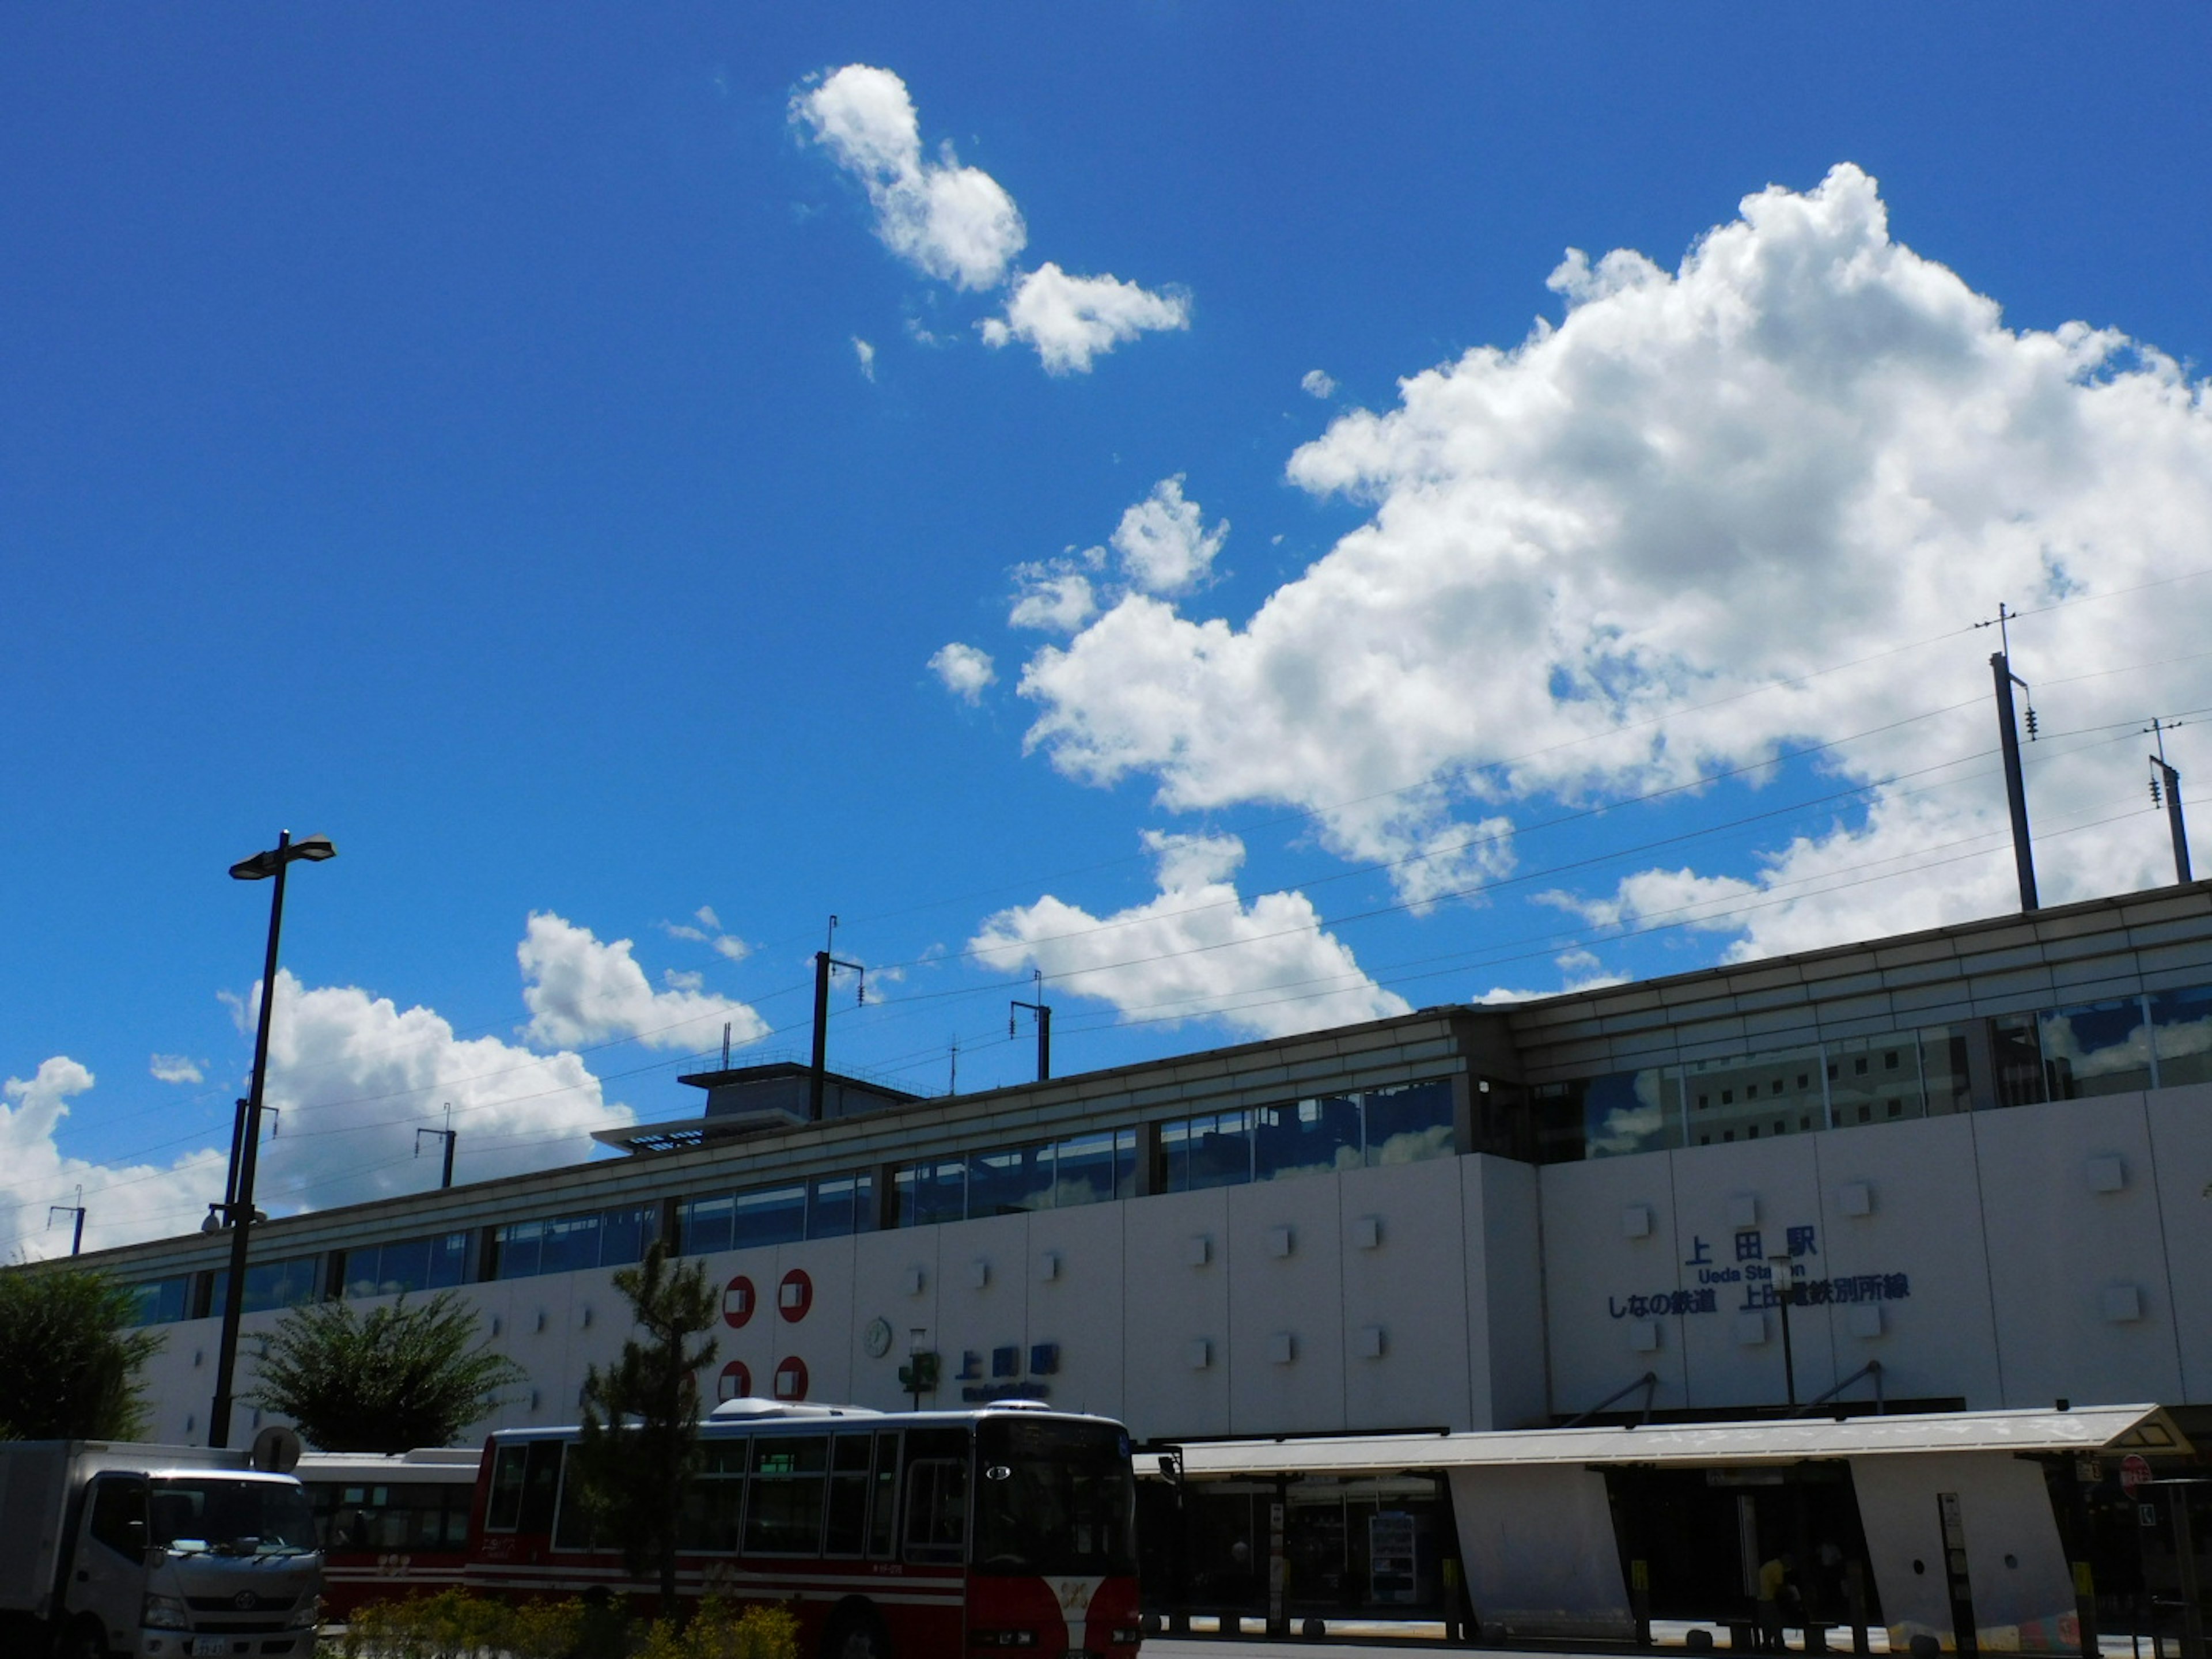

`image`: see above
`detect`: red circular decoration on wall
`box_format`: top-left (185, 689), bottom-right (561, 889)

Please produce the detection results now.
top-left (717, 1360), bottom-right (752, 1402)
top-left (777, 1268), bottom-right (813, 1323)
top-left (772, 1355), bottom-right (809, 1401)
top-left (722, 1275), bottom-right (756, 1330)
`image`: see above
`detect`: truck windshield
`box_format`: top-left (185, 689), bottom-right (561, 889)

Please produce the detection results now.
top-left (149, 1480), bottom-right (317, 1556)
top-left (971, 1418), bottom-right (1137, 1578)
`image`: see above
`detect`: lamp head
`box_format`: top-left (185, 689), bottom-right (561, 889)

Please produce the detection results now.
top-left (229, 834), bottom-right (336, 880)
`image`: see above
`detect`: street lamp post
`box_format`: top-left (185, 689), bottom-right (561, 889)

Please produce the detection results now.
top-left (1767, 1251), bottom-right (1799, 1408)
top-left (207, 830), bottom-right (335, 1449)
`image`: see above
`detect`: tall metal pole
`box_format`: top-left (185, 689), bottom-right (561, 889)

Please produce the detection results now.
top-left (209, 832), bottom-right (291, 1449)
top-left (810, 950), bottom-right (832, 1122)
top-left (2151, 720), bottom-right (2194, 884)
top-left (1769, 1252), bottom-right (1798, 1407)
top-left (1992, 653), bottom-right (2040, 912)
top-left (1012, 998), bottom-right (1052, 1081)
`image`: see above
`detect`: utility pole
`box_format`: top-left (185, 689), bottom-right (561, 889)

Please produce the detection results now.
top-left (47, 1188), bottom-right (85, 1256)
top-left (1980, 604), bottom-right (2039, 912)
top-left (809, 916), bottom-right (866, 1122)
top-left (415, 1105), bottom-right (457, 1190)
top-left (2149, 718), bottom-right (2194, 884)
top-left (1011, 983), bottom-right (1052, 1082)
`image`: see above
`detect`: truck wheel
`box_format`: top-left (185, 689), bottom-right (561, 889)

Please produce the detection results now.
top-left (64, 1620), bottom-right (109, 1659)
top-left (819, 1602), bottom-right (892, 1659)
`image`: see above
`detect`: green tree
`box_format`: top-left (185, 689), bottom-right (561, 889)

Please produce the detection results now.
top-left (248, 1290), bottom-right (524, 1452)
top-left (569, 1243), bottom-right (719, 1616)
top-left (0, 1266), bottom-right (160, 1440)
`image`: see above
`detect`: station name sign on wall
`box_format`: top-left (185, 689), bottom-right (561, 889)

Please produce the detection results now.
top-left (1607, 1225), bottom-right (1912, 1320)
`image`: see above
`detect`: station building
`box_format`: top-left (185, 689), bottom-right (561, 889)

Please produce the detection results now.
top-left (61, 880), bottom-right (2212, 1642)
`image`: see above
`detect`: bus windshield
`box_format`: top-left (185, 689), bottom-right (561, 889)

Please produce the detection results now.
top-left (972, 1417), bottom-right (1137, 1578)
top-left (150, 1479), bottom-right (318, 1556)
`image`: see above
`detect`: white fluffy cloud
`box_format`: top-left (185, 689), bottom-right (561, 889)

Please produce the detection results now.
top-left (797, 66), bottom-right (1187, 376)
top-left (2, 1058), bottom-right (228, 1260)
top-left (1109, 476), bottom-right (1226, 596)
top-left (929, 642), bottom-right (998, 703)
top-left (969, 831), bottom-right (1409, 1039)
top-left (149, 1054), bottom-right (203, 1085)
top-left (519, 912), bottom-right (770, 1052)
top-left (1301, 369), bottom-right (1337, 399)
top-left (1011, 165), bottom-right (2212, 957)
top-left (978, 264), bottom-right (1190, 375)
top-left (793, 65), bottom-right (1026, 291)
top-left (661, 904), bottom-right (750, 962)
top-left (1009, 566), bottom-right (1099, 634)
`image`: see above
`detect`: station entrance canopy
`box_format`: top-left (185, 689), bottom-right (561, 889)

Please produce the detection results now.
top-left (1157, 1407), bottom-right (2194, 1650)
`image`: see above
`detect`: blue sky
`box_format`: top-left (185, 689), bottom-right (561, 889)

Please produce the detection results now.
top-left (8, 4), bottom-right (2212, 1254)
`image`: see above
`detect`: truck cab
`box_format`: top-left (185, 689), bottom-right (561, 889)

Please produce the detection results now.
top-left (55, 1461), bottom-right (321, 1659)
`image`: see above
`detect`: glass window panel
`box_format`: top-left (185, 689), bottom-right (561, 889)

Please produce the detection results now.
top-left (539, 1213), bottom-right (603, 1275)
top-left (373, 1236), bottom-right (433, 1297)
top-left (745, 1435), bottom-right (830, 1555)
top-left (808, 1174), bottom-right (875, 1238)
top-left (495, 1221), bottom-right (543, 1280)
top-left (600, 1205), bottom-right (657, 1267)
top-left (2149, 983), bottom-right (2212, 1088)
top-left (1163, 1109), bottom-right (1252, 1192)
top-left (1586, 1069), bottom-right (1684, 1157)
top-left (893, 1159), bottom-right (967, 1228)
top-left (1990, 1013), bottom-right (2048, 1109)
top-left (967, 1145), bottom-right (1056, 1216)
top-left (1052, 1130), bottom-right (1135, 1208)
top-left (730, 1185), bottom-right (806, 1249)
top-left (1527, 1082), bottom-right (1592, 1164)
top-left (1253, 1096), bottom-right (1362, 1182)
top-left (127, 1277), bottom-right (191, 1327)
top-left (223, 1255), bottom-right (319, 1316)
top-left (868, 1430), bottom-right (901, 1559)
top-left (1361, 1081), bottom-right (1456, 1167)
top-left (681, 1194), bottom-right (736, 1256)
top-left (427, 1232), bottom-right (472, 1289)
top-left (2040, 999), bottom-right (2153, 1097)
top-left (1919, 1026), bottom-right (1974, 1116)
top-left (1684, 1051), bottom-right (1819, 1147)
top-left (1824, 1036), bottom-right (1919, 1131)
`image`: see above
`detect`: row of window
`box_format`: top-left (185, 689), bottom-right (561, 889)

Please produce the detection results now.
top-left (678, 1173), bottom-right (879, 1255)
top-left (125, 1255), bottom-right (324, 1327)
top-left (1512, 984), bottom-right (2212, 1164)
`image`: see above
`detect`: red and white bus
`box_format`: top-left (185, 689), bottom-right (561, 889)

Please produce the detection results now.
top-left (464, 1398), bottom-right (1141, 1659)
top-left (297, 1447), bottom-right (483, 1615)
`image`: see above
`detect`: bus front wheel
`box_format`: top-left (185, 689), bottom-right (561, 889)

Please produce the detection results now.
top-left (819, 1601), bottom-right (891, 1659)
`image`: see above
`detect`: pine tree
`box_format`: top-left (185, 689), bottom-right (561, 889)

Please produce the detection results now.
top-left (569, 1243), bottom-right (719, 1616)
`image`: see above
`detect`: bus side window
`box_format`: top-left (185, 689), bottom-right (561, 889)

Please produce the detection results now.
top-left (866, 1430), bottom-right (900, 1559)
top-left (823, 1433), bottom-right (873, 1557)
top-left (486, 1444), bottom-right (529, 1532)
top-left (902, 1430), bottom-right (969, 1565)
top-left (518, 1441), bottom-right (564, 1536)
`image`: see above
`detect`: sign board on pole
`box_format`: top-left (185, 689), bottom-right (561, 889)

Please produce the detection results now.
top-left (2120, 1454), bottom-right (2153, 1494)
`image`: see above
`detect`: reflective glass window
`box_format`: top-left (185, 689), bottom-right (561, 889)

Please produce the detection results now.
top-left (600, 1205), bottom-right (657, 1267)
top-left (1254, 1097), bottom-right (1362, 1181)
top-left (1362, 1081), bottom-right (1456, 1166)
top-left (1919, 1025), bottom-right (1974, 1115)
top-left (494, 1220), bottom-right (542, 1279)
top-left (967, 1145), bottom-right (1055, 1217)
top-left (1582, 1069), bottom-right (1683, 1157)
top-left (1051, 1129), bottom-right (1137, 1207)
top-left (732, 1185), bottom-right (806, 1250)
top-left (217, 1255), bottom-right (320, 1316)
top-left (745, 1434), bottom-right (829, 1555)
top-left (427, 1231), bottom-right (471, 1288)
top-left (374, 1236), bottom-right (434, 1296)
top-left (127, 1275), bottom-right (192, 1327)
top-left (681, 1194), bottom-right (736, 1256)
top-left (2149, 983), bottom-right (2212, 1087)
top-left (677, 1436), bottom-right (747, 1553)
top-left (539, 1213), bottom-right (602, 1275)
top-left (893, 1159), bottom-right (967, 1227)
top-left (1687, 1051), bottom-right (1817, 1146)
top-left (1990, 1013), bottom-right (2048, 1108)
top-left (1824, 1036), bottom-right (1914, 1130)
top-left (1162, 1109), bottom-right (1252, 1192)
top-left (2040, 998), bottom-right (2153, 1097)
top-left (808, 1173), bottom-right (875, 1237)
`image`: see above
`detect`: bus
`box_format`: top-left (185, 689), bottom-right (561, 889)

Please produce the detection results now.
top-left (297, 1448), bottom-right (482, 1616)
top-left (464, 1398), bottom-right (1142, 1659)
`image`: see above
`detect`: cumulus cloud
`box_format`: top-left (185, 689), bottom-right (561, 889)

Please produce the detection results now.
top-left (1009, 164), bottom-right (2212, 956)
top-left (1301, 369), bottom-right (1337, 399)
top-left (1, 1058), bottom-right (229, 1260)
top-left (978, 263), bottom-right (1190, 374)
top-left (149, 1054), bottom-right (203, 1085)
top-left (853, 336), bottom-right (877, 380)
top-left (793, 65), bottom-right (1026, 290)
top-left (1009, 565), bottom-right (1099, 634)
top-left (929, 642), bottom-right (998, 703)
top-left (969, 831), bottom-right (1409, 1039)
top-left (1109, 476), bottom-right (1226, 596)
top-left (519, 912), bottom-right (770, 1052)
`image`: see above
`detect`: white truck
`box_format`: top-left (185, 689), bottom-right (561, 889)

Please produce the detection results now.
top-left (0, 1439), bottom-right (322, 1659)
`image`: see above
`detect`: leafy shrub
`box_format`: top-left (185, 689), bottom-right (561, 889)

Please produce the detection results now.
top-left (327, 1592), bottom-right (793, 1659)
